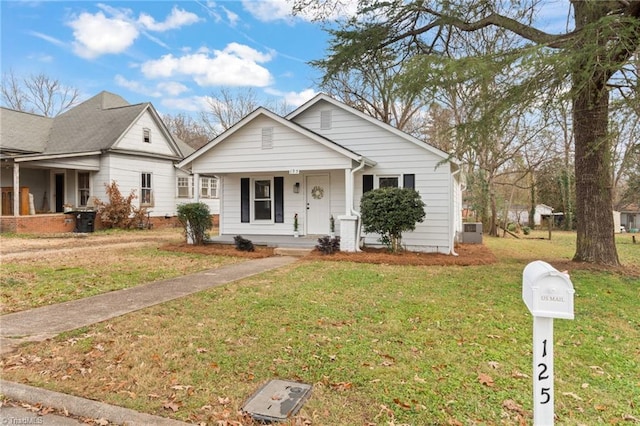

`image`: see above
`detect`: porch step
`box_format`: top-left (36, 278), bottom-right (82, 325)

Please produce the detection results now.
top-left (274, 247), bottom-right (313, 257)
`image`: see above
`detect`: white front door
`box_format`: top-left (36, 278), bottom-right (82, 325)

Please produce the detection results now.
top-left (306, 175), bottom-right (330, 235)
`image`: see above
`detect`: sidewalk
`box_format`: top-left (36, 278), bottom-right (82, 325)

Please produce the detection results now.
top-left (0, 255), bottom-right (298, 424)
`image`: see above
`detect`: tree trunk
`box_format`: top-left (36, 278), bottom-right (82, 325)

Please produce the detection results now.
top-left (571, 2), bottom-right (620, 266)
top-left (571, 83), bottom-right (619, 265)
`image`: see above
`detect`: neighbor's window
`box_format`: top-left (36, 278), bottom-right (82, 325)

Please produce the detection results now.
top-left (78, 172), bottom-right (90, 206)
top-left (143, 128), bottom-right (151, 143)
top-left (254, 179), bottom-right (272, 220)
top-left (177, 177), bottom-right (191, 198)
top-left (200, 177), bottom-right (218, 198)
top-left (141, 172), bottom-right (153, 206)
top-left (378, 176), bottom-right (399, 188)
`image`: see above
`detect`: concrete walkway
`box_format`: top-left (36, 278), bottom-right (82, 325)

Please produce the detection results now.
top-left (0, 255), bottom-right (299, 424)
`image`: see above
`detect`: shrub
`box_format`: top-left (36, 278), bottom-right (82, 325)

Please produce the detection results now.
top-left (233, 235), bottom-right (255, 252)
top-left (177, 203), bottom-right (212, 245)
top-left (507, 223), bottom-right (517, 232)
top-left (93, 180), bottom-right (145, 229)
top-left (360, 187), bottom-right (426, 252)
top-left (523, 226), bottom-right (531, 235)
top-left (316, 235), bottom-right (340, 255)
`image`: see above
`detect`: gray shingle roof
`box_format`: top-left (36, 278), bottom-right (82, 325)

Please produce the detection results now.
top-left (45, 91), bottom-right (147, 155)
top-left (0, 108), bottom-right (52, 153)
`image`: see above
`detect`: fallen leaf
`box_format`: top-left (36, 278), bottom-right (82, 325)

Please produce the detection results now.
top-left (218, 396), bottom-right (230, 405)
top-left (414, 374), bottom-right (426, 383)
top-left (478, 373), bottom-right (494, 387)
top-left (163, 401), bottom-right (181, 412)
top-left (331, 382), bottom-right (352, 391)
top-left (488, 361), bottom-right (500, 369)
top-left (512, 371), bottom-right (529, 379)
top-left (502, 399), bottom-right (526, 415)
top-left (393, 398), bottom-right (411, 410)
top-left (562, 392), bottom-right (582, 401)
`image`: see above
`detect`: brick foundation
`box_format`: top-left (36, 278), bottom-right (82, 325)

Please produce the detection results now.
top-left (0, 214), bottom-right (219, 234)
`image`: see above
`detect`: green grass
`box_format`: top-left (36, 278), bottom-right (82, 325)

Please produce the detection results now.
top-left (1, 231), bottom-right (638, 425)
top-left (1, 245), bottom-right (243, 314)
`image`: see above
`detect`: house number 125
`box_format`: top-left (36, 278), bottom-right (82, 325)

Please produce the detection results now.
top-left (533, 317), bottom-right (555, 424)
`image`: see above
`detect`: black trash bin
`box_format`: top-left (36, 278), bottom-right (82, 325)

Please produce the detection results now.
top-left (75, 211), bottom-right (96, 233)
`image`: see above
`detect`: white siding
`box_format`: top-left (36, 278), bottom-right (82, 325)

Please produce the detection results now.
top-left (293, 100), bottom-right (454, 253)
top-left (113, 110), bottom-right (176, 156)
top-left (93, 153), bottom-right (179, 216)
top-left (192, 116), bottom-right (352, 174)
top-left (220, 170), bottom-right (345, 236)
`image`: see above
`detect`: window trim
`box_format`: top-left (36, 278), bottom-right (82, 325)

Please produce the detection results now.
top-left (252, 177), bottom-right (273, 222)
top-left (143, 128), bottom-right (151, 144)
top-left (77, 171), bottom-right (91, 207)
top-left (377, 175), bottom-right (400, 189)
top-left (141, 172), bottom-right (153, 207)
top-left (177, 176), bottom-right (192, 198)
top-left (200, 177), bottom-right (219, 199)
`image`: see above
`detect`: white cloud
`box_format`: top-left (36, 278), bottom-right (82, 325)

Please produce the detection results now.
top-left (242, 0), bottom-right (357, 22)
top-left (114, 74), bottom-right (161, 97)
top-left (157, 81), bottom-right (189, 96)
top-left (265, 87), bottom-right (317, 107)
top-left (138, 6), bottom-right (201, 31)
top-left (140, 43), bottom-right (274, 87)
top-left (242, 0), bottom-right (294, 23)
top-left (68, 11), bottom-right (139, 59)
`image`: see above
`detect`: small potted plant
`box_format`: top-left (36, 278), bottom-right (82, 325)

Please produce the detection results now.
top-left (329, 214), bottom-right (335, 238)
top-left (293, 213), bottom-right (299, 237)
top-left (63, 203), bottom-right (73, 213)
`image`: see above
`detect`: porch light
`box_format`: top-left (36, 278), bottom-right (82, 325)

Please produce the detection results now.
top-left (293, 182), bottom-right (300, 193)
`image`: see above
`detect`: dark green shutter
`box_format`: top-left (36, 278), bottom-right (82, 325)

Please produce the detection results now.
top-left (363, 175), bottom-right (374, 193)
top-left (274, 177), bottom-right (284, 223)
top-left (403, 174), bottom-right (415, 189)
top-left (241, 178), bottom-right (250, 223)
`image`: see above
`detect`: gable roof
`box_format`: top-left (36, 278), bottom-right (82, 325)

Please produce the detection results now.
top-left (1, 91), bottom-right (186, 160)
top-left (287, 93), bottom-right (459, 165)
top-left (0, 108), bottom-right (53, 154)
top-left (178, 106), bottom-right (376, 169)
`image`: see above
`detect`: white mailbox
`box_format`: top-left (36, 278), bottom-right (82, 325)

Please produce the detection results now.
top-left (522, 260), bottom-right (574, 320)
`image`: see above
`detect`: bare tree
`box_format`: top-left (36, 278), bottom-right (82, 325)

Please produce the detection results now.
top-left (1, 70), bottom-right (80, 116)
top-left (162, 113), bottom-right (211, 150)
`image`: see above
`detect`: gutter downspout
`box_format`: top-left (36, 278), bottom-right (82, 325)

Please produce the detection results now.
top-left (350, 158), bottom-right (367, 252)
top-left (450, 167), bottom-right (462, 256)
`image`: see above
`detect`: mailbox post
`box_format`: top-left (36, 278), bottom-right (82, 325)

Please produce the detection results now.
top-left (522, 261), bottom-right (574, 426)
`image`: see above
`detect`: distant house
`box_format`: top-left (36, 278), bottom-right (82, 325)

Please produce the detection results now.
top-left (178, 94), bottom-right (463, 253)
top-left (619, 203), bottom-right (640, 232)
top-left (0, 91), bottom-right (218, 233)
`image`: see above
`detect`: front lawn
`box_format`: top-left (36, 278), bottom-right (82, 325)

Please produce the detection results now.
top-left (1, 231), bottom-right (638, 424)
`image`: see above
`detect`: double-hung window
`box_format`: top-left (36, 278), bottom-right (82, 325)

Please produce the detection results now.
top-left (177, 177), bottom-right (192, 198)
top-left (253, 179), bottom-right (272, 220)
top-left (78, 172), bottom-right (90, 206)
top-left (141, 172), bottom-right (153, 206)
top-left (378, 176), bottom-right (399, 188)
top-left (200, 177), bottom-right (218, 198)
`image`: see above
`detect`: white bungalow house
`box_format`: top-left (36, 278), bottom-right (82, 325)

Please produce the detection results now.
top-left (0, 91), bottom-right (219, 233)
top-left (178, 94), bottom-right (463, 254)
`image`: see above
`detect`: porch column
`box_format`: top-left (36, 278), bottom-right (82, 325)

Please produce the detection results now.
top-left (193, 173), bottom-right (200, 202)
top-left (13, 163), bottom-right (20, 217)
top-left (344, 168), bottom-right (352, 215)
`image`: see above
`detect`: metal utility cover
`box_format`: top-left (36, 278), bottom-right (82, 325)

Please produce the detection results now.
top-left (241, 379), bottom-right (312, 422)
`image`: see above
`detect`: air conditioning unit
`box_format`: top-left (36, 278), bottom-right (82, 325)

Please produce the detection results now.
top-left (462, 222), bottom-right (483, 244)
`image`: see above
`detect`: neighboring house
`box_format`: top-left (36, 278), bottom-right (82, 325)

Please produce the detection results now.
top-left (178, 94), bottom-right (463, 254)
top-left (0, 91), bottom-right (218, 233)
top-left (619, 203), bottom-right (640, 232)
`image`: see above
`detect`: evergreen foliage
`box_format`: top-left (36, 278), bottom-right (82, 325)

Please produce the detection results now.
top-left (177, 203), bottom-right (212, 245)
top-left (360, 187), bottom-right (426, 252)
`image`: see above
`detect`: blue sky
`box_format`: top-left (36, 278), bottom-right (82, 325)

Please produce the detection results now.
top-left (0, 1), bottom-right (353, 115)
top-left (1, 1), bottom-right (570, 116)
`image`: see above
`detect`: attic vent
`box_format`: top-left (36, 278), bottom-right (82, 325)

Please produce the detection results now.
top-left (262, 127), bottom-right (273, 149)
top-left (320, 110), bottom-right (332, 130)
